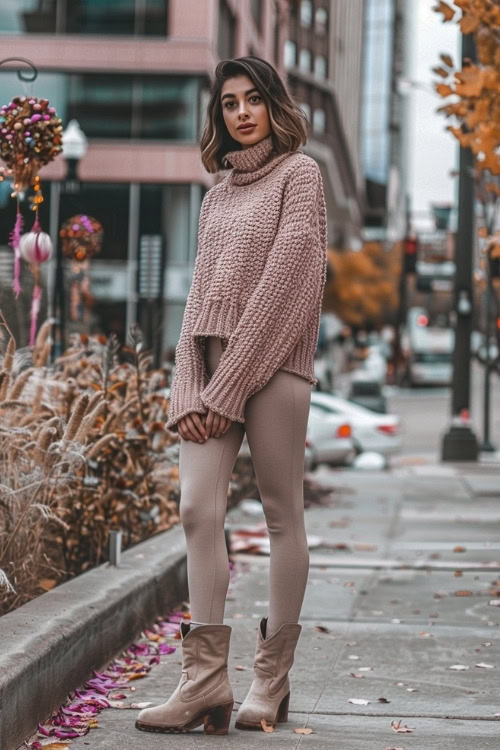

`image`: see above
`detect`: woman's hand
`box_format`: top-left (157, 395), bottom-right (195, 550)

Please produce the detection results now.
top-left (204, 409), bottom-right (232, 439)
top-left (178, 412), bottom-right (208, 443)
top-left (177, 410), bottom-right (232, 441)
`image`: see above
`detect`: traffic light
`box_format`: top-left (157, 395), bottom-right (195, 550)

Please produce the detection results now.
top-left (404, 236), bottom-right (418, 274)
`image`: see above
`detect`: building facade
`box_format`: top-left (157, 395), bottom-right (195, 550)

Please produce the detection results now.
top-left (360, 0), bottom-right (410, 243)
top-left (0, 0), bottom-right (364, 353)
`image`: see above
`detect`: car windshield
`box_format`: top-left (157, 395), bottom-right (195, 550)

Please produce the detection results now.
top-left (414, 352), bottom-right (452, 364)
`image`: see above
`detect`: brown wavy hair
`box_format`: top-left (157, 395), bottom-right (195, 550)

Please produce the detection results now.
top-left (200, 55), bottom-right (309, 174)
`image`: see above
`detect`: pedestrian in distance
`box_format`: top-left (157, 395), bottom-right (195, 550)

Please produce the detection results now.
top-left (135, 54), bottom-right (328, 736)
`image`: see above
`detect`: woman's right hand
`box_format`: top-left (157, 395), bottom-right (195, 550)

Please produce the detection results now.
top-left (177, 412), bottom-right (208, 443)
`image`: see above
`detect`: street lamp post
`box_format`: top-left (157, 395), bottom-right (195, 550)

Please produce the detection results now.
top-left (441, 32), bottom-right (479, 462)
top-left (52, 120), bottom-right (88, 358)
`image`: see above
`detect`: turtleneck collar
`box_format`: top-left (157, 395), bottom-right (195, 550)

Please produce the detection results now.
top-left (223, 133), bottom-right (299, 186)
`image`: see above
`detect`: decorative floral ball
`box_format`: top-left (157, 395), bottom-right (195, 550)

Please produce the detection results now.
top-left (19, 228), bottom-right (53, 264)
top-left (0, 95), bottom-right (63, 191)
top-left (59, 214), bottom-right (103, 261)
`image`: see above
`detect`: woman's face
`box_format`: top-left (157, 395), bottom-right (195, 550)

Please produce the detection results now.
top-left (220, 74), bottom-right (271, 148)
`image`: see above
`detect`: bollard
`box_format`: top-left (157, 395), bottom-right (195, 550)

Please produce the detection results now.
top-left (109, 530), bottom-right (122, 566)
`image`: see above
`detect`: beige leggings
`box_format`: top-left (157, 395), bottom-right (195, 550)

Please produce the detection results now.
top-left (178, 336), bottom-right (311, 637)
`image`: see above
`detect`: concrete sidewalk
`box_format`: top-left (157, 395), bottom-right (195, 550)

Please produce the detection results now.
top-left (21, 463), bottom-right (500, 749)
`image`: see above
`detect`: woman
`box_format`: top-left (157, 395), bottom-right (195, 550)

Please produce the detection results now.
top-left (136, 55), bottom-right (327, 736)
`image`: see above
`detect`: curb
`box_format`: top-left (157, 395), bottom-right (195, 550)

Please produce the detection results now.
top-left (0, 525), bottom-right (187, 750)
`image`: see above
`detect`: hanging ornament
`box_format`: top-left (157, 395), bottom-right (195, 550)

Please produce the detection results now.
top-left (0, 95), bottom-right (63, 194)
top-left (60, 214), bottom-right (103, 261)
top-left (0, 95), bottom-right (60, 297)
top-left (19, 213), bottom-right (53, 347)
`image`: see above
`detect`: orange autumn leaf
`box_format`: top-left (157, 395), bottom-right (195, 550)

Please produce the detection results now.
top-left (460, 12), bottom-right (480, 34)
top-left (39, 578), bottom-right (57, 591)
top-left (440, 52), bottom-right (454, 68)
top-left (435, 82), bottom-right (454, 98)
top-left (433, 1), bottom-right (456, 22)
top-left (261, 718), bottom-right (275, 732)
top-left (433, 65), bottom-right (450, 79)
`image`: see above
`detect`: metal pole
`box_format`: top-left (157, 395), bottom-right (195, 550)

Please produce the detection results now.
top-left (441, 31), bottom-right (479, 461)
top-left (481, 275), bottom-right (496, 451)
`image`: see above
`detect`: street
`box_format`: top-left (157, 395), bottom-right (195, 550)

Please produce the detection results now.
top-left (388, 363), bottom-right (500, 458)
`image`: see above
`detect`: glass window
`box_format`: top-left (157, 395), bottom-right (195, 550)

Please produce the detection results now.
top-left (300, 101), bottom-right (311, 123)
top-left (66, 0), bottom-right (136, 35)
top-left (67, 74), bottom-right (134, 138)
top-left (217, 0), bottom-right (236, 60)
top-left (284, 40), bottom-right (296, 70)
top-left (250, 0), bottom-right (262, 31)
top-left (299, 48), bottom-right (311, 73)
top-left (0, 0), bottom-right (168, 36)
top-left (59, 183), bottom-right (130, 261)
top-left (300, 0), bottom-right (312, 27)
top-left (65, 73), bottom-right (199, 140)
top-left (0, 0), bottom-right (57, 33)
top-left (138, 76), bottom-right (198, 140)
top-left (166, 185), bottom-right (191, 264)
top-left (312, 108), bottom-right (325, 133)
top-left (314, 55), bottom-right (327, 79)
top-left (315, 7), bottom-right (327, 34)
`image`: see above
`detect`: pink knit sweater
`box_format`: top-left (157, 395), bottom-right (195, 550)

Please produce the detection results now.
top-left (166, 133), bottom-right (328, 434)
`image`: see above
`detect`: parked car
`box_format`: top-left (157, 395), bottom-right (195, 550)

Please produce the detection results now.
top-left (311, 391), bottom-right (401, 456)
top-left (348, 374), bottom-right (387, 414)
top-left (306, 403), bottom-right (354, 468)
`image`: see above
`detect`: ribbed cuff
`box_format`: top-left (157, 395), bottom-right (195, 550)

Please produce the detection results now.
top-left (199, 371), bottom-right (255, 424)
top-left (166, 375), bottom-right (207, 434)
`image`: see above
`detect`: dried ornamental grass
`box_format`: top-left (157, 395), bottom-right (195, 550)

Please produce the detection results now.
top-left (0, 319), bottom-right (182, 615)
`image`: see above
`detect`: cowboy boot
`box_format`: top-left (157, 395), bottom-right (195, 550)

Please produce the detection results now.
top-left (235, 617), bottom-right (301, 731)
top-left (135, 622), bottom-right (234, 735)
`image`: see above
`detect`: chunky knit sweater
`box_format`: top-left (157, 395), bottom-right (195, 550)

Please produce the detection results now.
top-left (166, 133), bottom-right (328, 434)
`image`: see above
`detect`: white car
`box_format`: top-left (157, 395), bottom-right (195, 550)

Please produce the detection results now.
top-left (306, 403), bottom-right (354, 468)
top-left (310, 391), bottom-right (402, 456)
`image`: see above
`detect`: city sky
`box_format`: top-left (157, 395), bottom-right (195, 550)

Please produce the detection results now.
top-left (407, 0), bottom-right (460, 231)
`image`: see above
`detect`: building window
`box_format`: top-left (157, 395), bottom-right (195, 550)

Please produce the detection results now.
top-left (300, 101), bottom-right (311, 125)
top-left (312, 108), bottom-right (326, 133)
top-left (251, 0), bottom-right (262, 32)
top-left (299, 48), bottom-right (311, 74)
top-left (66, 73), bottom-right (199, 140)
top-left (284, 40), bottom-right (297, 70)
top-left (218, 0), bottom-right (236, 60)
top-left (315, 7), bottom-right (328, 35)
top-left (0, 0), bottom-right (169, 36)
top-left (299, 0), bottom-right (312, 27)
top-left (314, 55), bottom-right (327, 79)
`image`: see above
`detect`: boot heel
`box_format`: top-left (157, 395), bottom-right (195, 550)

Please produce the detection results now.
top-left (277, 691), bottom-right (290, 723)
top-left (204, 700), bottom-right (234, 735)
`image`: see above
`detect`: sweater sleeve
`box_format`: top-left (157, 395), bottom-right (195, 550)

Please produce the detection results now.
top-left (165, 191), bottom-right (212, 434)
top-left (198, 162), bottom-right (327, 423)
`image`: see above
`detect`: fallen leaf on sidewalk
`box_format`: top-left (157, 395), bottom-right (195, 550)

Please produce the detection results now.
top-left (294, 728), bottom-right (314, 734)
top-left (449, 664), bottom-right (469, 670)
top-left (454, 545), bottom-right (466, 552)
top-left (455, 590), bottom-right (473, 596)
top-left (419, 631), bottom-right (433, 638)
top-left (348, 654), bottom-right (361, 660)
top-left (378, 697), bottom-right (391, 703)
top-left (314, 625), bottom-right (331, 633)
top-left (349, 698), bottom-right (370, 705)
top-left (475, 663), bottom-right (495, 669)
top-left (235, 665), bottom-right (247, 671)
top-left (130, 702), bottom-right (154, 709)
top-left (350, 672), bottom-right (365, 678)
top-left (35, 744), bottom-right (71, 749)
top-left (261, 719), bottom-right (275, 732)
top-left (385, 747), bottom-right (405, 750)
top-left (354, 543), bottom-right (377, 551)
top-left (358, 667), bottom-right (374, 671)
top-left (391, 719), bottom-right (414, 733)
